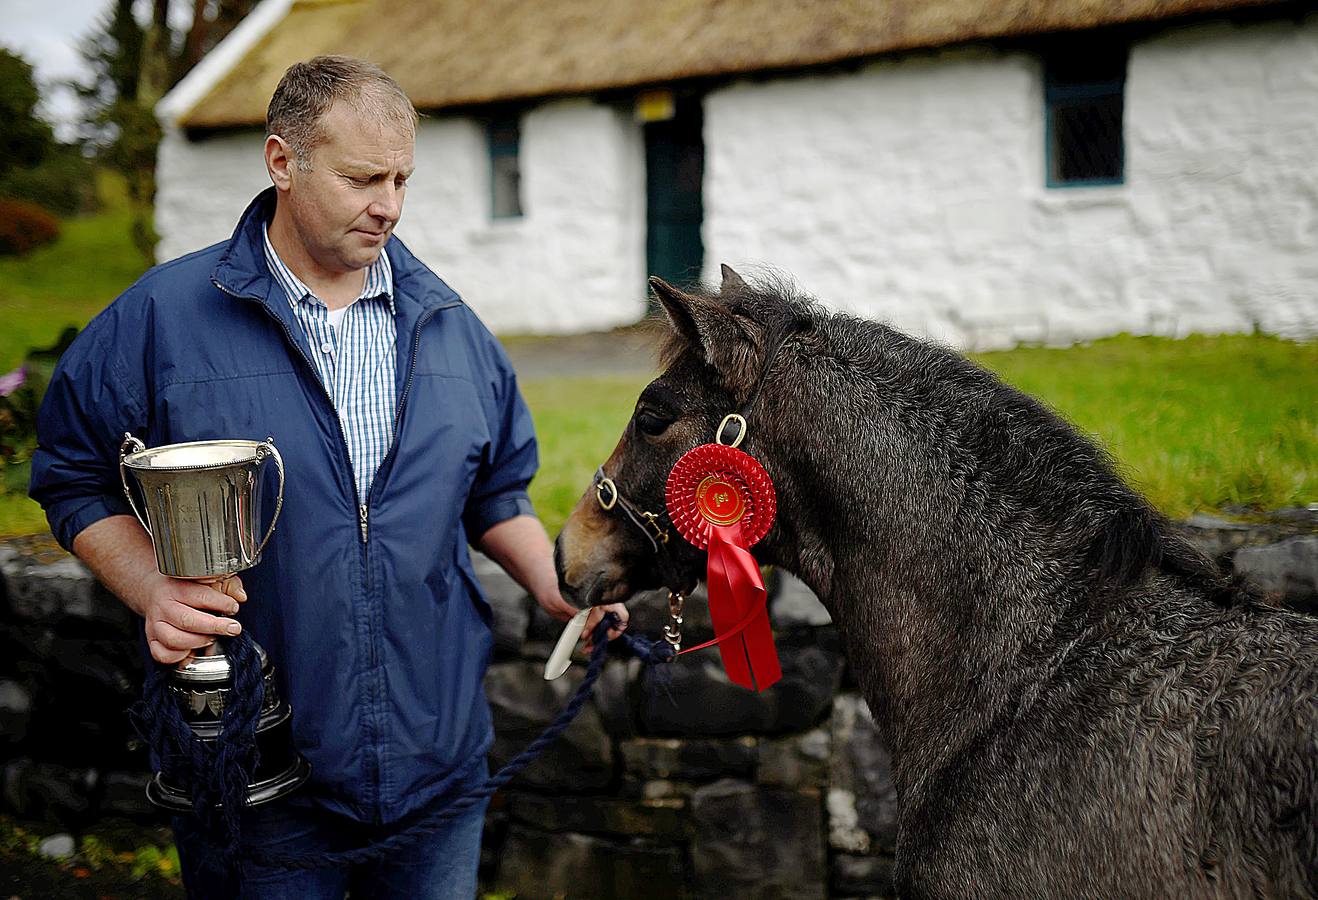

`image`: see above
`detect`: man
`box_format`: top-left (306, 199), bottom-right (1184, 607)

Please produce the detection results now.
top-left (30, 56), bottom-right (625, 898)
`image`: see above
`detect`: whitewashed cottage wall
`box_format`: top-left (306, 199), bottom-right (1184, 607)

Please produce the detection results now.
top-left (155, 98), bottom-right (647, 333)
top-left (399, 100), bottom-right (648, 333)
top-left (156, 13), bottom-right (1317, 343)
top-left (704, 14), bottom-right (1318, 348)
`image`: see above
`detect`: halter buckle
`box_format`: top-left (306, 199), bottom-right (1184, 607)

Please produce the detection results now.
top-left (715, 413), bottom-right (748, 448)
top-left (641, 511), bottom-right (669, 544)
top-left (596, 475), bottom-right (619, 511)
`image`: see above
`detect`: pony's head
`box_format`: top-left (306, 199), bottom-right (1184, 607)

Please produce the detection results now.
top-left (554, 265), bottom-right (807, 606)
top-left (556, 265), bottom-right (1232, 622)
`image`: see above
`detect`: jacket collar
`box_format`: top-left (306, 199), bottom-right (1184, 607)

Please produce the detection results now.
top-left (212, 188), bottom-right (465, 322)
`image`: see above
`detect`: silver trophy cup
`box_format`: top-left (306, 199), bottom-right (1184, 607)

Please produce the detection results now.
top-left (120, 435), bottom-right (311, 810)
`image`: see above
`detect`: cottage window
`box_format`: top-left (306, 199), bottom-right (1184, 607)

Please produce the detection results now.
top-left (1044, 45), bottom-right (1127, 187)
top-left (488, 116), bottom-right (523, 219)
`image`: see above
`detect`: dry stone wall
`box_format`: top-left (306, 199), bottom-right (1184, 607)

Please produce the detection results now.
top-left (1, 510), bottom-right (1314, 898)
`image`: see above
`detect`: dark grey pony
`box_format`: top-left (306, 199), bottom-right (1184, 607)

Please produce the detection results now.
top-left (555, 268), bottom-right (1318, 899)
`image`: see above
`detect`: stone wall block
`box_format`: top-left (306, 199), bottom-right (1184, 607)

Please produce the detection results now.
top-left (758, 727), bottom-right (831, 789)
top-left (1, 759), bottom-right (98, 824)
top-left (637, 634), bottom-right (843, 736)
top-left (620, 736), bottom-right (758, 781)
top-left (771, 571), bottom-right (832, 628)
top-left (1233, 534), bottom-right (1317, 613)
top-left (7, 632), bottom-right (142, 769)
top-left (507, 791), bottom-right (690, 839)
top-left (98, 770), bottom-right (156, 820)
top-left (830, 694), bottom-right (898, 854)
top-left (0, 679), bottom-right (32, 749)
top-left (689, 778), bottom-right (826, 899)
top-left (493, 824), bottom-right (688, 900)
top-left (485, 661), bottom-right (614, 791)
top-left (593, 658), bottom-right (640, 738)
top-left (1174, 513), bottom-right (1291, 561)
top-left (0, 542), bottom-right (131, 633)
top-left (832, 853), bottom-right (898, 899)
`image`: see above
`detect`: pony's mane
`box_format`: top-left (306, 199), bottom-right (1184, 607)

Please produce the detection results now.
top-left (654, 275), bottom-right (1250, 607)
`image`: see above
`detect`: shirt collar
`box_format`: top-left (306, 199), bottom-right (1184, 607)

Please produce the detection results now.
top-left (261, 220), bottom-right (395, 314)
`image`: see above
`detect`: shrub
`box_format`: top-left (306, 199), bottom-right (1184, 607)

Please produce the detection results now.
top-left (0, 198), bottom-right (60, 255)
top-left (0, 327), bottom-right (78, 493)
top-left (0, 146), bottom-right (100, 216)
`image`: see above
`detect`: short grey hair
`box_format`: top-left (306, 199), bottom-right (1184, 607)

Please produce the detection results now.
top-left (266, 55), bottom-right (418, 170)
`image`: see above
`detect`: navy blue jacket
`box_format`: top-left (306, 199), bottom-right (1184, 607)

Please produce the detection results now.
top-left (30, 189), bottom-right (538, 824)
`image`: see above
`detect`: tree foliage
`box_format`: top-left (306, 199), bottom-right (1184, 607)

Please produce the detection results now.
top-left (0, 50), bottom-right (57, 181)
top-left (78, 0), bottom-right (258, 261)
top-left (0, 49), bottom-right (96, 219)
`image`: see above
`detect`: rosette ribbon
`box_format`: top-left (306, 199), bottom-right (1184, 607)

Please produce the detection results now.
top-left (665, 442), bottom-right (782, 692)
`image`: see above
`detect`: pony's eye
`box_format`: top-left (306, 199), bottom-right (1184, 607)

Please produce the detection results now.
top-left (635, 409), bottom-right (671, 437)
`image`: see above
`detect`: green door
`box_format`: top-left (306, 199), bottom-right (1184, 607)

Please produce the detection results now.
top-left (645, 98), bottom-right (705, 295)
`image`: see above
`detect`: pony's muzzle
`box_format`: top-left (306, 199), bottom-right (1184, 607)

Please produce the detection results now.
top-left (555, 492), bottom-right (637, 606)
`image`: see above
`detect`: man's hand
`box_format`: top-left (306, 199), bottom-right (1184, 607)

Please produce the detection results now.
top-left (140, 574), bottom-right (248, 665)
top-left (534, 588), bottom-right (629, 654)
top-left (72, 515), bottom-right (249, 665)
top-left (577, 601), bottom-right (628, 654)
top-left (475, 514), bottom-right (630, 654)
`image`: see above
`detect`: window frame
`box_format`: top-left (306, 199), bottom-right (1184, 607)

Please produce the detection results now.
top-left (487, 114), bottom-right (524, 220)
top-left (1043, 51), bottom-right (1127, 189)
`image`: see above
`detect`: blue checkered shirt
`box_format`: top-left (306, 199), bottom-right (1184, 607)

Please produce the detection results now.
top-left (262, 222), bottom-right (397, 501)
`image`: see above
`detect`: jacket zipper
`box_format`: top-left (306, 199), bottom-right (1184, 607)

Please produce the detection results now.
top-left (362, 306), bottom-right (439, 512)
top-left (212, 278), bottom-right (368, 542)
top-left (218, 275), bottom-right (433, 815)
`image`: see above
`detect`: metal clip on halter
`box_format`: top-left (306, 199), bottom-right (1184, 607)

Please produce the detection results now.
top-left (663, 591), bottom-right (685, 652)
top-left (592, 466), bottom-right (670, 553)
top-left (641, 511), bottom-right (669, 545)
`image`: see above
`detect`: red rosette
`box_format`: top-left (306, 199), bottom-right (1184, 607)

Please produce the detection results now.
top-left (665, 443), bottom-right (776, 550)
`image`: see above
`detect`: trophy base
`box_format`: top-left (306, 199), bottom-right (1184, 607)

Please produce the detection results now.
top-left (144, 637), bottom-right (312, 813)
top-left (146, 755), bottom-right (312, 812)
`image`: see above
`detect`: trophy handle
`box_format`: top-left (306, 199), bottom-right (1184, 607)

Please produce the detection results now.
top-left (119, 433), bottom-right (152, 537)
top-left (253, 437), bottom-right (285, 560)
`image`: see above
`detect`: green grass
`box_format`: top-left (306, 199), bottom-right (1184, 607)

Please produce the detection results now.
top-left (518, 334), bottom-right (1316, 535)
top-left (0, 173), bottom-right (151, 536)
top-left (3, 335), bottom-right (1313, 539)
top-left (969, 334), bottom-right (1317, 520)
top-left (0, 172), bottom-right (149, 372)
top-left (521, 376), bottom-right (651, 538)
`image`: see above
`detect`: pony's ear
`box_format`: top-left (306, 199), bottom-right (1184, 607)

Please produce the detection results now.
top-left (650, 276), bottom-right (760, 392)
top-left (650, 276), bottom-right (704, 349)
top-left (719, 264), bottom-right (749, 294)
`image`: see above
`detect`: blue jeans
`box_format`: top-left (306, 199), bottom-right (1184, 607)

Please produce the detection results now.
top-left (173, 794), bottom-right (488, 900)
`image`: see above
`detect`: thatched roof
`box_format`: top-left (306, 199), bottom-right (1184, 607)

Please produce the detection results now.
top-left (179, 0), bottom-right (1284, 129)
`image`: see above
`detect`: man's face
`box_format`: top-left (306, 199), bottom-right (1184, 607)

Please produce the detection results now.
top-left (282, 100), bottom-right (415, 275)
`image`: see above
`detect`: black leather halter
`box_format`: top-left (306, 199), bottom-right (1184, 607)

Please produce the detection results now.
top-left (592, 466), bottom-right (670, 554)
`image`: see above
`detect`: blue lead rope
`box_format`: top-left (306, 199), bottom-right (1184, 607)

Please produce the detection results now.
top-left (131, 631), bottom-right (265, 865)
top-left (135, 612), bottom-right (674, 871)
top-left (249, 613), bottom-right (673, 870)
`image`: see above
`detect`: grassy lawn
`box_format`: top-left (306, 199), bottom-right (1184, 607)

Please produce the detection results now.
top-left (973, 335), bottom-right (1316, 521)
top-left (0, 183), bottom-right (1312, 536)
top-left (521, 376), bottom-right (648, 537)
top-left (0, 173), bottom-right (149, 372)
top-left (0, 174), bottom-right (153, 536)
top-left (519, 335), bottom-right (1316, 536)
